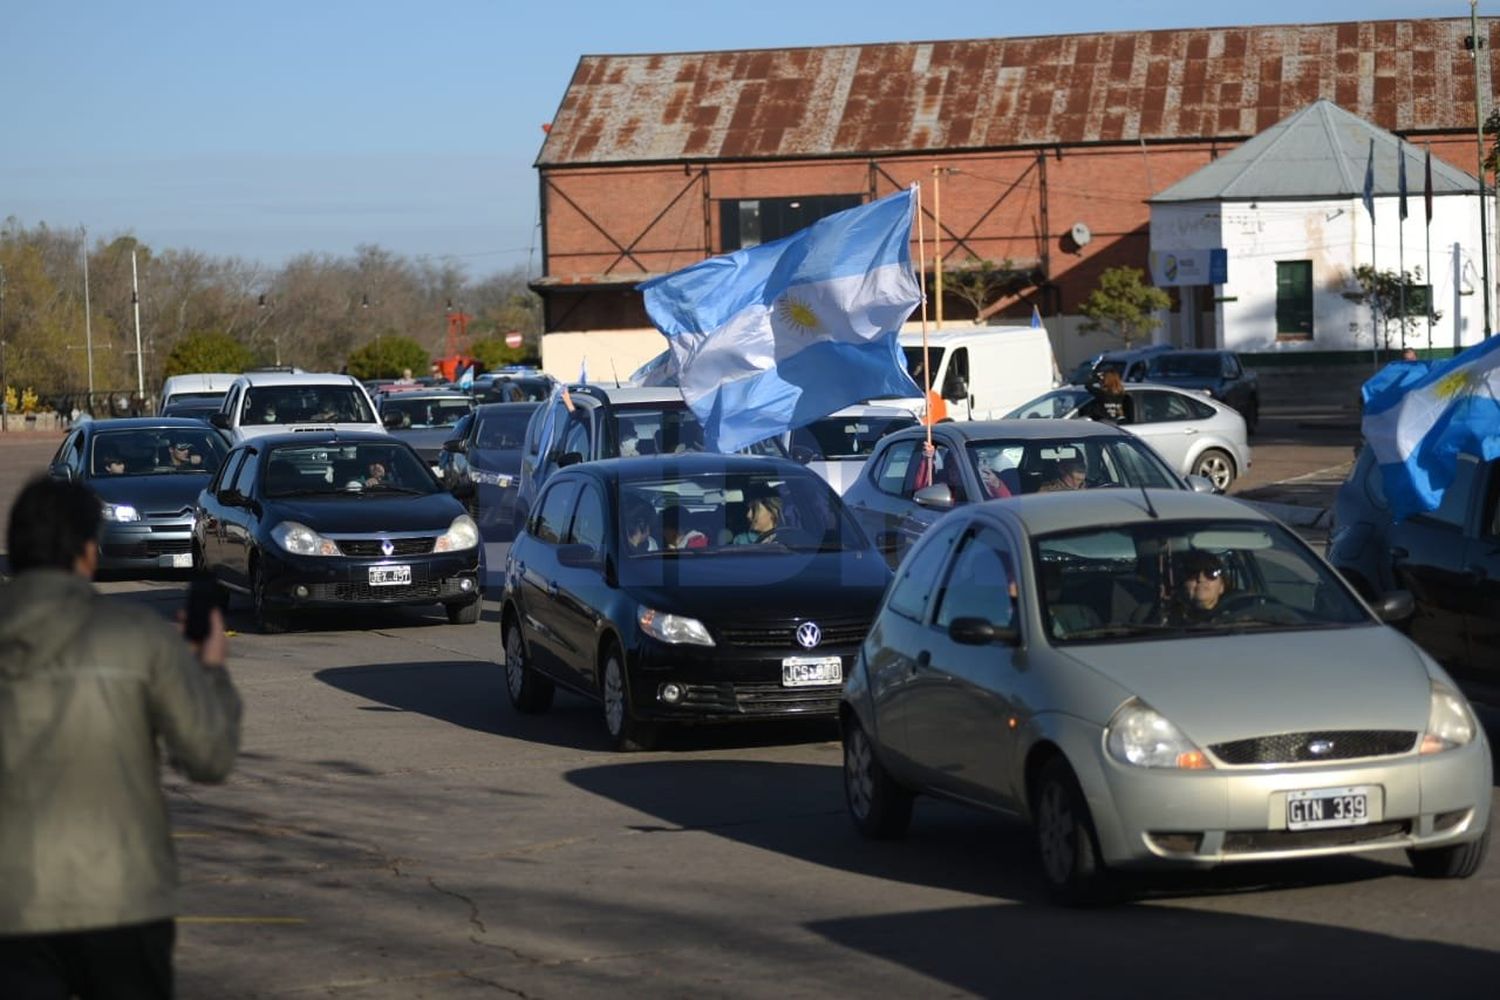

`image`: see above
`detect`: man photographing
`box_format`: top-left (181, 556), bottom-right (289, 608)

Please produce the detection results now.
top-left (0, 476), bottom-right (242, 998)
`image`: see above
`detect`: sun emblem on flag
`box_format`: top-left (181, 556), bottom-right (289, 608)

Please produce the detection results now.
top-left (1434, 368), bottom-right (1479, 401)
top-left (775, 295), bottom-right (822, 334)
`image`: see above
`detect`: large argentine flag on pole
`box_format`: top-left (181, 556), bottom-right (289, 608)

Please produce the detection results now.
top-left (1362, 335), bottom-right (1500, 518)
top-left (640, 188), bottom-right (923, 453)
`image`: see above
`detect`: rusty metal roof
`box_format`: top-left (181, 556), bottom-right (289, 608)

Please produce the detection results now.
top-left (537, 19), bottom-right (1498, 167)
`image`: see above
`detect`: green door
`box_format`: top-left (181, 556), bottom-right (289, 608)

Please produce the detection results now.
top-left (1276, 261), bottom-right (1314, 338)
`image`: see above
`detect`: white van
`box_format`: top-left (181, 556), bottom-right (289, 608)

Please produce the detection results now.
top-left (891, 325), bottom-right (1058, 421)
top-left (160, 373), bottom-right (239, 411)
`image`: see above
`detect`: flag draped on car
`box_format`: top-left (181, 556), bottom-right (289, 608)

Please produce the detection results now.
top-left (639, 188), bottom-right (923, 453)
top-left (1362, 335), bottom-right (1500, 518)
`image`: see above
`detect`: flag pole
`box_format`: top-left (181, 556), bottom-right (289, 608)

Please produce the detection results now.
top-left (1398, 141), bottom-right (1408, 350)
top-left (1425, 143), bottom-right (1434, 352)
top-left (915, 182), bottom-right (933, 450)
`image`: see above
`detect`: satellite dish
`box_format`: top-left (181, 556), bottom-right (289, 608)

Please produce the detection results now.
top-left (1070, 222), bottom-right (1093, 247)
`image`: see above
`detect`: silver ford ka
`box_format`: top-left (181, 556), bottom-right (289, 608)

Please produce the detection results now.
top-left (840, 489), bottom-right (1492, 904)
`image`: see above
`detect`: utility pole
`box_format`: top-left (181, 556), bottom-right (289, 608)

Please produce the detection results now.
top-left (82, 228), bottom-right (95, 398)
top-left (131, 250), bottom-right (145, 402)
top-left (1472, 1), bottom-right (1493, 336)
top-left (1, 263), bottom-right (7, 432)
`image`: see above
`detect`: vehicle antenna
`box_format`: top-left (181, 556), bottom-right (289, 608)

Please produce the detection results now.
top-left (610, 358), bottom-right (620, 388)
top-left (1139, 484), bottom-right (1159, 519)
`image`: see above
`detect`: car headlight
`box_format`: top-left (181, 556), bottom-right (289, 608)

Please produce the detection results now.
top-left (1105, 699), bottom-right (1213, 769)
top-left (101, 503), bottom-right (141, 523)
top-left (270, 520), bottom-right (338, 557)
top-left (638, 607), bottom-right (715, 646)
top-left (434, 514), bottom-right (479, 551)
top-left (1420, 682), bottom-right (1476, 754)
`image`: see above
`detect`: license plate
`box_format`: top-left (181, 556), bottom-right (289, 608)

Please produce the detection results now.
top-left (1286, 786), bottom-right (1376, 830)
top-left (781, 655), bottom-right (842, 687)
top-left (368, 565), bottom-right (411, 587)
top-left (169, 553), bottom-right (194, 569)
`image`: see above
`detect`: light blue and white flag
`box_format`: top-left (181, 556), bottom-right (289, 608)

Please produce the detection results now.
top-left (1362, 336), bottom-right (1500, 518)
top-left (578, 356), bottom-right (589, 384)
top-left (640, 188), bottom-right (923, 453)
top-left (457, 364), bottom-right (474, 390)
top-left (1031, 304), bottom-right (1043, 329)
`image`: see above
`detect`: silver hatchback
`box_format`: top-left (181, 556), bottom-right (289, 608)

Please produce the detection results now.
top-left (840, 490), bottom-right (1491, 904)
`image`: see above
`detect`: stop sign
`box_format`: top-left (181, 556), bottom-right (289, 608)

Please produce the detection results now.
top-left (505, 331), bottom-right (523, 349)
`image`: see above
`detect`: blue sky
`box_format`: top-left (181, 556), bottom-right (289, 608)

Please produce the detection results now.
top-left (1, 1), bottom-right (1463, 278)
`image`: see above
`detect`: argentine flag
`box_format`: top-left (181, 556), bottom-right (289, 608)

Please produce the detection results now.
top-left (1362, 336), bottom-right (1500, 519)
top-left (640, 188), bottom-right (923, 453)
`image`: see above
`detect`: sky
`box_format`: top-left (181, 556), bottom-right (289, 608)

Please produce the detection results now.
top-left (1, 1), bottom-right (1468, 280)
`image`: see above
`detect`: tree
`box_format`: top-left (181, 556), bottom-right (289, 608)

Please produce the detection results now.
top-left (943, 257), bottom-right (1032, 320)
top-left (1348, 265), bottom-right (1442, 351)
top-left (1078, 267), bottom-right (1171, 348)
top-left (346, 335), bottom-right (429, 380)
top-left (470, 336), bottom-right (537, 371)
top-left (162, 331), bottom-right (253, 378)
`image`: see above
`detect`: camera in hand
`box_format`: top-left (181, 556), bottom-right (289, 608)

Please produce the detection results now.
top-left (184, 575), bottom-right (218, 643)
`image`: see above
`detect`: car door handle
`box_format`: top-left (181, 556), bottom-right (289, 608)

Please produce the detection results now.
top-left (1182, 427), bottom-right (1199, 434)
top-left (547, 582), bottom-right (560, 597)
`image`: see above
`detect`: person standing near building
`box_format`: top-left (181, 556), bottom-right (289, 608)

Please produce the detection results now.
top-left (0, 477), bottom-right (242, 999)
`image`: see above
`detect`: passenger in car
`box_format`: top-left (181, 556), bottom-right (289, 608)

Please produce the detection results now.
top-left (624, 499), bottom-right (659, 553)
top-left (731, 490), bottom-right (784, 544)
top-left (660, 506), bottom-right (708, 550)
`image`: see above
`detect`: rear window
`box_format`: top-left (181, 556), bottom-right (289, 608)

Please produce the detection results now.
top-left (241, 385), bottom-right (375, 425)
top-left (792, 415), bottom-right (918, 459)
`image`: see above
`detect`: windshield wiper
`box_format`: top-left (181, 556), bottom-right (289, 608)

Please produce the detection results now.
top-left (361, 484), bottom-right (428, 495)
top-left (1058, 623), bottom-right (1182, 640)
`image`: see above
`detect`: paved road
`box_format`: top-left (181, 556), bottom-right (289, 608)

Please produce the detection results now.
top-left (3, 428), bottom-right (1498, 996)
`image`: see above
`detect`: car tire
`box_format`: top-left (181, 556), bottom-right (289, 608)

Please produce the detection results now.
top-left (251, 563), bottom-right (286, 635)
top-left (446, 599), bottom-right (480, 625)
top-left (1407, 826), bottom-right (1490, 879)
top-left (502, 615), bottom-right (554, 714)
top-left (1192, 448), bottom-right (1236, 493)
top-left (601, 644), bottom-right (655, 752)
top-left (1032, 757), bottom-right (1113, 907)
top-left (842, 716), bottom-right (913, 839)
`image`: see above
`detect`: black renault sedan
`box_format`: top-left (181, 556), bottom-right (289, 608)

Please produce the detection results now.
top-left (49, 417), bottom-right (232, 573)
top-left (192, 432), bottom-right (481, 632)
top-left (499, 454), bottom-right (892, 749)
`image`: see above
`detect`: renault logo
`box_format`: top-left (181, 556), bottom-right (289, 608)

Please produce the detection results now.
top-left (381, 539), bottom-right (395, 557)
top-left (1307, 739), bottom-right (1335, 756)
top-left (795, 622), bottom-right (822, 649)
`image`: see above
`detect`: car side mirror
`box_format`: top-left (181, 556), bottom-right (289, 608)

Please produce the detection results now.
top-left (790, 446), bottom-right (817, 465)
top-left (1372, 590), bottom-right (1415, 623)
top-left (948, 616), bottom-right (1019, 646)
top-left (48, 462), bottom-right (74, 481)
top-left (557, 543), bottom-right (603, 571)
top-left (913, 483), bottom-right (954, 508)
top-left (219, 488), bottom-right (244, 507)
top-left (558, 451), bottom-right (584, 469)
top-left (209, 412), bottom-right (230, 430)
top-left (442, 438), bottom-right (466, 454)
top-left (451, 481), bottom-right (476, 501)
top-left (942, 374), bottom-right (968, 402)
top-left (1186, 475), bottom-right (1216, 494)
top-left (382, 411), bottom-right (404, 429)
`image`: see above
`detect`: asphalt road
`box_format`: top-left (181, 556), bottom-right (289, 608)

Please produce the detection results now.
top-left (3, 427), bottom-right (1498, 996)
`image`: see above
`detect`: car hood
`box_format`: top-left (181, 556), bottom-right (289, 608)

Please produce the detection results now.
top-left (391, 427), bottom-right (457, 460)
top-left (622, 549), bottom-right (890, 622)
top-left (88, 473), bottom-right (212, 513)
top-left (1057, 626), bottom-right (1433, 745)
top-left (263, 492), bottom-right (467, 534)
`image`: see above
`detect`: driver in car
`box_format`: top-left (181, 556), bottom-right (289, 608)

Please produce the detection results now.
top-left (1168, 550), bottom-right (1232, 624)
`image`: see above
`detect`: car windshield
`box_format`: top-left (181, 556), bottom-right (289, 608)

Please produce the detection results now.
top-left (481, 378), bottom-right (551, 403)
top-left (610, 406), bottom-right (786, 458)
top-left (381, 396), bottom-right (473, 429)
top-left (475, 408), bottom-right (533, 450)
top-left (902, 346), bottom-right (946, 388)
top-left (1148, 354), bottom-right (1221, 378)
top-left (1007, 389), bottom-right (1090, 419)
top-left (620, 470), bottom-right (866, 555)
top-left (262, 442), bottom-right (439, 496)
top-left (240, 385), bottom-right (375, 425)
top-left (91, 428), bottom-right (230, 477)
top-left (967, 436), bottom-right (1179, 495)
top-left (1034, 519), bottom-right (1369, 644)
top-left (792, 414), bottom-right (918, 459)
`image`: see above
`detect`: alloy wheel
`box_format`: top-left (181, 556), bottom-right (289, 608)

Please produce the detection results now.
top-left (1194, 450), bottom-right (1234, 492)
top-left (1036, 780), bottom-right (1076, 887)
top-left (844, 726), bottom-right (875, 821)
top-left (603, 655), bottom-right (625, 738)
top-left (504, 625), bottom-right (525, 700)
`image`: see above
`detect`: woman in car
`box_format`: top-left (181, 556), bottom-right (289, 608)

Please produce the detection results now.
top-left (731, 490), bottom-right (784, 544)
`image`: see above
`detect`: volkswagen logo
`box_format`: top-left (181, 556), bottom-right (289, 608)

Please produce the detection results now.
top-left (795, 621), bottom-right (822, 649)
top-left (1307, 739), bottom-right (1335, 756)
top-left (380, 539), bottom-right (395, 557)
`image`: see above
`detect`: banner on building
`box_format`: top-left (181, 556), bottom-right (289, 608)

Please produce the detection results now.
top-left (1149, 248), bottom-right (1228, 287)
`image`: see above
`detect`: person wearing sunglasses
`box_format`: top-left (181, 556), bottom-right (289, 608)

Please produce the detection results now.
top-left (167, 439), bottom-right (203, 469)
top-left (1171, 549), bottom-right (1230, 624)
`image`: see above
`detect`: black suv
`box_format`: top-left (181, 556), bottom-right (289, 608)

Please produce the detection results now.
top-left (512, 384), bottom-right (786, 534)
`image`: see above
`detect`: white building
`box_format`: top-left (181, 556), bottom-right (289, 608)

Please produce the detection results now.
top-left (1149, 100), bottom-right (1487, 356)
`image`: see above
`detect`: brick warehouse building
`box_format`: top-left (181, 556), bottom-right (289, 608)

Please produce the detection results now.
top-left (532, 17), bottom-right (1499, 379)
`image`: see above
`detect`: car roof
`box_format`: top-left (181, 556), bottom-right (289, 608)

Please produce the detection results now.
top-left (980, 489), bottom-right (1271, 537)
top-left (86, 417), bottom-right (220, 432)
top-left (884, 418), bottom-right (1140, 443)
top-left (238, 431), bottom-right (406, 449)
top-left (556, 453), bottom-right (809, 482)
top-left (565, 385), bottom-right (686, 406)
top-left (160, 373), bottom-right (238, 391)
top-left (474, 401), bottom-right (542, 416)
top-left (377, 388), bottom-right (472, 400)
top-left (231, 372), bottom-right (365, 388)
top-left (897, 327), bottom-right (1034, 346)
top-left (816, 404), bottom-right (919, 420)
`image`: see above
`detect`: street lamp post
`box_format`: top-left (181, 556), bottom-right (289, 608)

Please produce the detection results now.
top-left (1, 263), bottom-right (7, 431)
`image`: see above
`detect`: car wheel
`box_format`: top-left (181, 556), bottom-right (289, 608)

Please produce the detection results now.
top-left (842, 716), bottom-right (913, 839)
top-left (1407, 826), bottom-right (1490, 879)
top-left (1032, 757), bottom-right (1112, 906)
top-left (445, 599), bottom-right (480, 625)
top-left (250, 563), bottom-right (286, 635)
top-left (1192, 448), bottom-right (1236, 493)
top-left (601, 645), bottom-right (654, 751)
top-left (502, 615), bottom-right (553, 714)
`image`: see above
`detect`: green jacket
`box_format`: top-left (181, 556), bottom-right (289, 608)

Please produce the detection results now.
top-left (0, 570), bottom-right (242, 934)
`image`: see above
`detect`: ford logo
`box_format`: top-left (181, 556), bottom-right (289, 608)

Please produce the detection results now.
top-left (381, 539), bottom-right (395, 557)
top-left (1307, 739), bottom-right (1335, 756)
top-left (795, 621), bottom-right (821, 649)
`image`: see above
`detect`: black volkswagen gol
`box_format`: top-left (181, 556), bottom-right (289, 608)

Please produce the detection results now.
top-left (193, 432), bottom-right (481, 632)
top-left (500, 454), bottom-right (892, 749)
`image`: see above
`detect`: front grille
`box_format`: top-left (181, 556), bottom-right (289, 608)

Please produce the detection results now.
top-left (1210, 730), bottom-right (1417, 766)
top-left (671, 681), bottom-right (840, 716)
top-left (714, 617), bottom-right (871, 650)
top-left (1222, 821), bottom-right (1409, 854)
top-left (307, 580), bottom-right (444, 602)
top-left (336, 537), bottom-right (435, 557)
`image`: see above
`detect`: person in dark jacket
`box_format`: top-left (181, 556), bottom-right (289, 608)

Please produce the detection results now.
top-left (1081, 370), bottom-right (1133, 424)
top-left (0, 477), bottom-right (242, 999)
